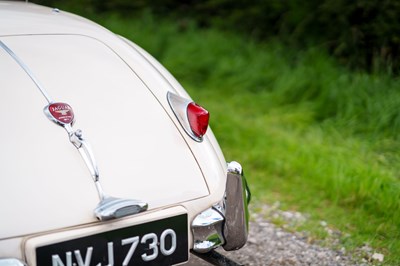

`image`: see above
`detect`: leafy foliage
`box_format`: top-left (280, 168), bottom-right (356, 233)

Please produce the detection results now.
top-left (21, 4), bottom-right (400, 262)
top-left (73, 12), bottom-right (400, 261)
top-left (35, 0), bottom-right (400, 73)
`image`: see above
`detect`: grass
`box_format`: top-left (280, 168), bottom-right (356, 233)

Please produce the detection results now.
top-left (60, 8), bottom-right (400, 264)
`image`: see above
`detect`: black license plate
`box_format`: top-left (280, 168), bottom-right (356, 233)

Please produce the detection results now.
top-left (36, 214), bottom-right (188, 266)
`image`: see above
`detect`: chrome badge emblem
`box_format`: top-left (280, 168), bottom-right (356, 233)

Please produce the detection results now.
top-left (44, 102), bottom-right (75, 126)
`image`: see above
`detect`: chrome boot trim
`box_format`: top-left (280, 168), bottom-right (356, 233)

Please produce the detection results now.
top-left (0, 40), bottom-right (52, 102)
top-left (223, 161), bottom-right (250, 251)
top-left (191, 207), bottom-right (225, 253)
top-left (68, 128), bottom-right (100, 183)
top-left (44, 105), bottom-right (149, 221)
top-left (0, 40), bottom-right (148, 221)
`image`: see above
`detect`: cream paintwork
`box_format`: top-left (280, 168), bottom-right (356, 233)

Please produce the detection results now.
top-left (0, 0), bottom-right (227, 188)
top-left (0, 1), bottom-right (228, 263)
top-left (0, 33), bottom-right (210, 237)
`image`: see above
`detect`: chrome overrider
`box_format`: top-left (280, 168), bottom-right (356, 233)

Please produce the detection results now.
top-left (192, 161), bottom-right (251, 253)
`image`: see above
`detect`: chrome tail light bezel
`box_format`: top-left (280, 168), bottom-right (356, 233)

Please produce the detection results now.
top-left (167, 92), bottom-right (209, 142)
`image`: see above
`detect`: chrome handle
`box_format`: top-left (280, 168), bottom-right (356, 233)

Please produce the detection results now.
top-left (78, 137), bottom-right (100, 182)
top-left (69, 129), bottom-right (99, 182)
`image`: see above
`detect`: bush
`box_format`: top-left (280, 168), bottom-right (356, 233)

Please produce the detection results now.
top-left (34, 0), bottom-right (400, 73)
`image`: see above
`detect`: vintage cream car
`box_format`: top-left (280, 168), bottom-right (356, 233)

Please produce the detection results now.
top-left (0, 1), bottom-right (250, 266)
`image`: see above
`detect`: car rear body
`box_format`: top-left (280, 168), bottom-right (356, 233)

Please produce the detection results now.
top-left (0, 2), bottom-right (250, 265)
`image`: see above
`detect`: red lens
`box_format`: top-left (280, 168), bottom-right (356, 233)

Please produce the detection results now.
top-left (187, 102), bottom-right (209, 138)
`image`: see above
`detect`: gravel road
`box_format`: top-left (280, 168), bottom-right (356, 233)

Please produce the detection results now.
top-left (186, 203), bottom-right (380, 266)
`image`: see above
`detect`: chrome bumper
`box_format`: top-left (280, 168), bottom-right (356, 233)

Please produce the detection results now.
top-left (0, 259), bottom-right (27, 266)
top-left (191, 161), bottom-right (251, 253)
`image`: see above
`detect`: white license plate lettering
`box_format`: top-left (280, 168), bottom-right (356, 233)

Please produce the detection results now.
top-left (52, 252), bottom-right (72, 266)
top-left (105, 242), bottom-right (114, 266)
top-left (121, 236), bottom-right (139, 266)
top-left (50, 229), bottom-right (177, 265)
top-left (160, 229), bottom-right (177, 256)
top-left (74, 247), bottom-right (93, 266)
top-left (141, 233), bottom-right (158, 262)
top-left (39, 215), bottom-right (188, 266)
top-left (52, 247), bottom-right (93, 266)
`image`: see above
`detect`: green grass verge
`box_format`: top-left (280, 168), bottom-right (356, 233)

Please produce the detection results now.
top-left (59, 8), bottom-right (400, 264)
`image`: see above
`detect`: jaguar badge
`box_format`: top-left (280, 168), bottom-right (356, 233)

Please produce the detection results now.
top-left (44, 102), bottom-right (75, 126)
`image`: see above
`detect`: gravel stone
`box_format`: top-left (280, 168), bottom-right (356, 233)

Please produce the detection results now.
top-left (214, 220), bottom-right (353, 265)
top-left (187, 204), bottom-right (372, 266)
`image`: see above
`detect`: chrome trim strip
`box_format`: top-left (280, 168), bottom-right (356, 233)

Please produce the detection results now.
top-left (0, 40), bottom-right (53, 103)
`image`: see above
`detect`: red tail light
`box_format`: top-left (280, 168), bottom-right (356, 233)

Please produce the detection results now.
top-left (167, 92), bottom-right (210, 142)
top-left (187, 102), bottom-right (209, 138)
